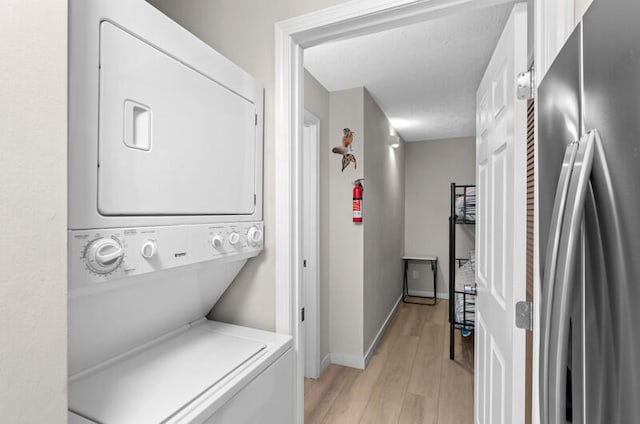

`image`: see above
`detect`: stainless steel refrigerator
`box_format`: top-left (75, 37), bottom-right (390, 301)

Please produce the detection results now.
top-left (538, 0), bottom-right (640, 422)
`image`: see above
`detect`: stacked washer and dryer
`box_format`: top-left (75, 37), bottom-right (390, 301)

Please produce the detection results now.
top-left (67, 1), bottom-right (293, 423)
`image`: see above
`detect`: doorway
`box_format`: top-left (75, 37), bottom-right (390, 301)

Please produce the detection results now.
top-left (274, 1), bottom-right (528, 422)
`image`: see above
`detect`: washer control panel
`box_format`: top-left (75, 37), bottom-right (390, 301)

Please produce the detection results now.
top-left (69, 222), bottom-right (263, 288)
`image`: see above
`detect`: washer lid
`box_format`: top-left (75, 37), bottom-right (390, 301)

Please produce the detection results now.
top-left (69, 324), bottom-right (265, 424)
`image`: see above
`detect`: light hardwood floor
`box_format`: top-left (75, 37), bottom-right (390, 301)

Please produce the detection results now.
top-left (304, 300), bottom-right (474, 424)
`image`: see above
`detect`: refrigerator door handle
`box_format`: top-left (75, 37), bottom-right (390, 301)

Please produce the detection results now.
top-left (540, 140), bottom-right (579, 424)
top-left (541, 130), bottom-right (597, 424)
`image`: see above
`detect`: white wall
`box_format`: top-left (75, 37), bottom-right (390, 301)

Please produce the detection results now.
top-left (575, 0), bottom-right (594, 22)
top-left (362, 89), bottom-right (405, 355)
top-left (0, 1), bottom-right (68, 422)
top-left (328, 88), bottom-right (365, 359)
top-left (303, 70), bottom-right (332, 362)
top-left (147, 0), bottom-right (353, 331)
top-left (404, 137), bottom-right (475, 298)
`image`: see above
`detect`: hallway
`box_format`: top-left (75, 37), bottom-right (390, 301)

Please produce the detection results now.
top-left (304, 300), bottom-right (474, 424)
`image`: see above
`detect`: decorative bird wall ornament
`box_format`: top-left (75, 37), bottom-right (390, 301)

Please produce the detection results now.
top-left (332, 128), bottom-right (357, 172)
top-left (342, 128), bottom-right (354, 151)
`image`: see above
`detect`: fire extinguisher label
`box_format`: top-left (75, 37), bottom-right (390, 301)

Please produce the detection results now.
top-left (353, 200), bottom-right (362, 218)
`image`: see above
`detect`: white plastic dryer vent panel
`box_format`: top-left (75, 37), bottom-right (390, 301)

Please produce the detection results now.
top-left (98, 22), bottom-right (257, 216)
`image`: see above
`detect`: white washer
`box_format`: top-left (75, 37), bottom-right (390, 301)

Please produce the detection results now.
top-left (67, 224), bottom-right (293, 424)
top-left (68, 320), bottom-right (293, 424)
top-left (69, 321), bottom-right (294, 424)
top-left (67, 1), bottom-right (292, 422)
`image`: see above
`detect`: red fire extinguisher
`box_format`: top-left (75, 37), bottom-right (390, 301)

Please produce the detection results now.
top-left (353, 179), bottom-right (364, 223)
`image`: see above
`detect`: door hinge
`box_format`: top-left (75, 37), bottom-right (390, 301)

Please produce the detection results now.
top-left (255, 113), bottom-right (258, 126)
top-left (515, 301), bottom-right (533, 331)
top-left (301, 307), bottom-right (305, 322)
top-left (517, 70), bottom-right (535, 100)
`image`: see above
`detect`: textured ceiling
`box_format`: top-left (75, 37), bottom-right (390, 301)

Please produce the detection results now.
top-left (304, 3), bottom-right (514, 142)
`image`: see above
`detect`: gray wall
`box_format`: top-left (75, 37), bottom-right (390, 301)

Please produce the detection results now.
top-left (362, 89), bottom-right (405, 355)
top-left (325, 87), bottom-right (405, 363)
top-left (404, 137), bottom-right (475, 298)
top-left (328, 88), bottom-right (365, 359)
top-left (303, 70), bottom-right (332, 362)
top-left (148, 0), bottom-right (354, 331)
top-left (0, 0), bottom-right (68, 421)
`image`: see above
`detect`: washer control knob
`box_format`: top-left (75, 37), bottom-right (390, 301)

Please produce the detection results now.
top-left (211, 234), bottom-right (225, 249)
top-left (85, 237), bottom-right (124, 274)
top-left (247, 226), bottom-right (263, 246)
top-left (140, 240), bottom-right (157, 259)
top-left (228, 232), bottom-right (241, 246)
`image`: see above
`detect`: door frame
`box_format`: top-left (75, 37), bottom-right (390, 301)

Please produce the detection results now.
top-left (302, 110), bottom-right (320, 379)
top-left (274, 0), bottom-right (521, 421)
top-left (534, 0), bottom-right (575, 83)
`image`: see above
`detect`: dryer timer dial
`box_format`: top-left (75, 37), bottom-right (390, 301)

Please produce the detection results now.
top-left (85, 237), bottom-right (124, 274)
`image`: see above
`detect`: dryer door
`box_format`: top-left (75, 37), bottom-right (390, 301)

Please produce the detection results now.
top-left (98, 22), bottom-right (257, 216)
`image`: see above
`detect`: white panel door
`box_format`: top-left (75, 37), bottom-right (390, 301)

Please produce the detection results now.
top-left (474, 4), bottom-right (527, 424)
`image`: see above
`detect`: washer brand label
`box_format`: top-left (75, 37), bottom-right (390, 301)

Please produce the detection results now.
top-left (174, 252), bottom-right (187, 258)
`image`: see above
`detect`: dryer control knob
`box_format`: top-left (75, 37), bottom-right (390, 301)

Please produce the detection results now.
top-left (211, 235), bottom-right (225, 249)
top-left (140, 240), bottom-right (157, 259)
top-left (228, 232), bottom-right (241, 246)
top-left (247, 226), bottom-right (263, 246)
top-left (85, 237), bottom-right (124, 274)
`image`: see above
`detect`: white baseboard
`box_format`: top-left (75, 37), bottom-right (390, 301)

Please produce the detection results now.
top-left (363, 294), bottom-right (402, 368)
top-left (320, 353), bottom-right (331, 376)
top-left (330, 352), bottom-right (365, 370)
top-left (407, 289), bottom-right (449, 300)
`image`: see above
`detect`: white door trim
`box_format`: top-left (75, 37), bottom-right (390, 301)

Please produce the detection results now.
top-left (302, 110), bottom-right (320, 379)
top-left (534, 0), bottom-right (575, 83)
top-left (274, 0), bottom-right (521, 421)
